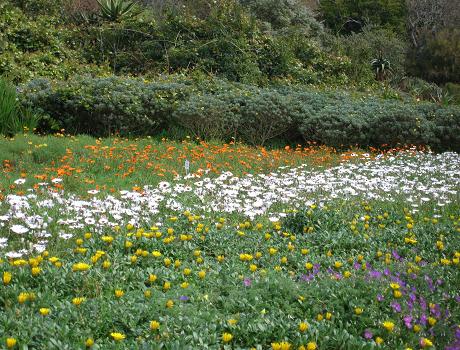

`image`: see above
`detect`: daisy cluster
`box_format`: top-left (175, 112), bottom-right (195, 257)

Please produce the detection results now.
top-left (1, 151), bottom-right (459, 257)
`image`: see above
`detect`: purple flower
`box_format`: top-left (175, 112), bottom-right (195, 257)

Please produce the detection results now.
top-left (420, 296), bottom-right (427, 310)
top-left (353, 262), bottom-right (360, 270)
top-left (377, 294), bottom-right (384, 302)
top-left (369, 270), bottom-right (382, 279)
top-left (364, 329), bottom-right (373, 339)
top-left (420, 313), bottom-right (427, 326)
top-left (391, 301), bottom-right (402, 313)
top-left (243, 278), bottom-right (252, 287)
top-left (179, 295), bottom-right (189, 301)
top-left (392, 250), bottom-right (401, 261)
top-left (403, 315), bottom-right (412, 329)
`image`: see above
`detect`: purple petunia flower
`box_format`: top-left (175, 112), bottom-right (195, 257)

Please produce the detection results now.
top-left (364, 329), bottom-right (373, 339)
top-left (243, 278), bottom-right (252, 287)
top-left (179, 295), bottom-right (189, 301)
top-left (377, 294), bottom-right (384, 302)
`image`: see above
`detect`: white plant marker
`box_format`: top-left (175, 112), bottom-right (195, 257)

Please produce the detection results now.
top-left (185, 159), bottom-right (190, 176)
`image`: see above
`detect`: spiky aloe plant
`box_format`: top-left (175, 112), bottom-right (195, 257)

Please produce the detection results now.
top-left (371, 52), bottom-right (391, 81)
top-left (96, 0), bottom-right (140, 22)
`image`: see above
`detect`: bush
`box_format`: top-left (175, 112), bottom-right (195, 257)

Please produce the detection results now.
top-left (318, 0), bottom-right (407, 35)
top-left (173, 93), bottom-right (242, 140)
top-left (325, 26), bottom-right (407, 84)
top-left (19, 75), bottom-right (460, 151)
top-left (238, 90), bottom-right (297, 145)
top-left (20, 76), bottom-right (190, 136)
top-left (299, 100), bottom-right (373, 147)
top-left (430, 106), bottom-right (460, 152)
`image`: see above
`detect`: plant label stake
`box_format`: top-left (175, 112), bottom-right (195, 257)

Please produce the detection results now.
top-left (185, 159), bottom-right (190, 176)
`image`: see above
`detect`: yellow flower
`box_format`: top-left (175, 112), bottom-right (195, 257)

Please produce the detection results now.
top-left (344, 271), bottom-right (352, 278)
top-left (222, 332), bottom-right (233, 343)
top-left (390, 283), bottom-right (400, 290)
top-left (228, 319), bottom-right (238, 326)
top-left (114, 290), bottom-right (124, 298)
top-left (413, 324), bottom-right (421, 332)
top-left (306, 342), bottom-right (317, 350)
top-left (31, 267), bottom-right (41, 276)
top-left (18, 292), bottom-right (29, 304)
top-left (144, 289), bottom-right (152, 298)
top-left (394, 290), bottom-right (402, 298)
top-left (3, 271), bottom-right (12, 285)
top-left (325, 312), bottom-right (332, 320)
top-left (249, 264), bottom-right (257, 272)
top-left (150, 320), bottom-right (160, 330)
top-left (6, 338), bottom-right (17, 348)
top-left (101, 236), bottom-right (114, 244)
top-left (305, 262), bottom-right (313, 270)
top-left (317, 314), bottom-right (323, 321)
top-left (166, 299), bottom-right (174, 308)
top-left (428, 317), bottom-right (436, 326)
top-left (198, 270), bottom-right (206, 279)
top-left (72, 263), bottom-right (91, 272)
top-left (180, 282), bottom-right (189, 289)
top-left (39, 308), bottom-right (50, 316)
top-left (382, 321), bottom-right (395, 332)
top-left (375, 337), bottom-right (384, 345)
top-left (354, 307), bottom-right (363, 315)
top-left (110, 332), bottom-right (125, 341)
top-left (420, 338), bottom-right (433, 348)
top-left (102, 260), bottom-right (111, 269)
top-left (334, 261), bottom-right (343, 268)
top-left (72, 297), bottom-right (86, 306)
top-left (271, 342), bottom-right (291, 350)
top-left (163, 281), bottom-right (171, 291)
top-left (85, 338), bottom-right (94, 347)
top-left (298, 322), bottom-right (309, 332)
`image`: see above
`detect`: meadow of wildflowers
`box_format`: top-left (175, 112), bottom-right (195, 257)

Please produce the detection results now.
top-left (0, 136), bottom-right (459, 349)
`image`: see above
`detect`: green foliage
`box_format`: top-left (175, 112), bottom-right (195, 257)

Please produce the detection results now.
top-left (19, 76), bottom-right (190, 136)
top-left (324, 26), bottom-right (407, 84)
top-left (173, 93), bottom-right (242, 140)
top-left (0, 3), bottom-right (110, 83)
top-left (407, 28), bottom-right (460, 85)
top-left (9, 0), bottom-right (66, 16)
top-left (0, 77), bottom-right (41, 136)
top-left (0, 77), bottom-right (19, 137)
top-left (18, 75), bottom-right (460, 151)
top-left (240, 0), bottom-right (323, 34)
top-left (319, 0), bottom-right (407, 35)
top-left (96, 0), bottom-right (141, 22)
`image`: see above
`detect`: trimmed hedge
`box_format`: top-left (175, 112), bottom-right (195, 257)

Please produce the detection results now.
top-left (19, 76), bottom-right (460, 151)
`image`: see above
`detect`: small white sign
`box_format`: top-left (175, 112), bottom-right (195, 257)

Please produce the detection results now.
top-left (185, 159), bottom-right (190, 175)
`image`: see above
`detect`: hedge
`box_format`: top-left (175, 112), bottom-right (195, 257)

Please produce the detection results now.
top-left (19, 76), bottom-right (460, 151)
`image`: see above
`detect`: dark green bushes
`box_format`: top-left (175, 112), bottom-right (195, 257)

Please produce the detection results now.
top-left (20, 76), bottom-right (189, 136)
top-left (19, 76), bottom-right (460, 151)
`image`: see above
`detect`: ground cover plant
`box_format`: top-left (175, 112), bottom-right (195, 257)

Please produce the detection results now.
top-left (1, 136), bottom-right (459, 349)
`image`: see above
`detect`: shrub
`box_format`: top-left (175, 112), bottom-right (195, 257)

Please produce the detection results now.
top-left (368, 102), bottom-right (436, 147)
top-left (173, 93), bottom-right (242, 140)
top-left (299, 100), bottom-right (373, 147)
top-left (19, 76), bottom-right (190, 136)
top-left (238, 90), bottom-right (296, 146)
top-left (430, 106), bottom-right (460, 152)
